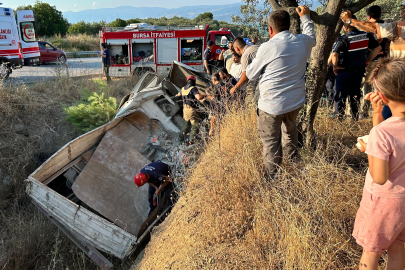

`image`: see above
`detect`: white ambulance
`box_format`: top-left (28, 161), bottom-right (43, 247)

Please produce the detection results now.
top-left (0, 7), bottom-right (40, 79)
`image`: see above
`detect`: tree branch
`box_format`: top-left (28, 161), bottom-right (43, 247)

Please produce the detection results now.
top-left (267, 0), bottom-right (321, 24)
top-left (344, 0), bottom-right (376, 13)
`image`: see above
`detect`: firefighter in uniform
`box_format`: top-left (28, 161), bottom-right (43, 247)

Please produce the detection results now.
top-left (331, 15), bottom-right (380, 121)
top-left (176, 75), bottom-right (206, 143)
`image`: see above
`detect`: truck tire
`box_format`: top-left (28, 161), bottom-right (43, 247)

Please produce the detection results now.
top-left (0, 62), bottom-right (11, 80)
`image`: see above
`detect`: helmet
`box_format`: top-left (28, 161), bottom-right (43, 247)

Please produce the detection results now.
top-left (187, 75), bottom-right (196, 81)
top-left (134, 173), bottom-right (147, 187)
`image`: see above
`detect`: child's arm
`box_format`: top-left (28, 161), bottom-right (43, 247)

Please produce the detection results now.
top-left (358, 139), bottom-right (389, 185)
top-left (368, 155), bottom-right (389, 185)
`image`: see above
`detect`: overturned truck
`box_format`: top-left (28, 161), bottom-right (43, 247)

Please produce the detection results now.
top-left (25, 62), bottom-right (211, 269)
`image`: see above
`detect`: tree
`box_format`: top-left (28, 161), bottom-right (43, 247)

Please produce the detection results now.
top-left (195, 12), bottom-right (214, 22)
top-left (68, 21), bottom-right (87, 35)
top-left (126, 18), bottom-right (142, 25)
top-left (109, 18), bottom-right (128, 27)
top-left (16, 1), bottom-right (69, 36)
top-left (238, 0), bottom-right (379, 145)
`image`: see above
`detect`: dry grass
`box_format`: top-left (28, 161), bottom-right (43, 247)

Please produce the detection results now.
top-left (0, 74), bottom-right (139, 270)
top-left (41, 34), bottom-right (100, 52)
top-left (135, 106), bottom-right (382, 270)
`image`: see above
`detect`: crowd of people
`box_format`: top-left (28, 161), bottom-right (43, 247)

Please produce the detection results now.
top-left (133, 2), bottom-right (405, 269)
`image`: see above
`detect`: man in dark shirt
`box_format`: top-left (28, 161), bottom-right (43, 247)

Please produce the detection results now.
top-left (176, 75), bottom-right (205, 143)
top-left (204, 40), bottom-right (215, 74)
top-left (101, 43), bottom-right (111, 83)
top-left (218, 67), bottom-right (237, 90)
top-left (330, 15), bottom-right (380, 121)
top-left (134, 161), bottom-right (173, 215)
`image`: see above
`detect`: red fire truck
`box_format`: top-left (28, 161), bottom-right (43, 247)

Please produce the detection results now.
top-left (99, 24), bottom-right (235, 77)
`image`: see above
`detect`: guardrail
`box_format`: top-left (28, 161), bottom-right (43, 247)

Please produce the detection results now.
top-left (66, 51), bottom-right (101, 58)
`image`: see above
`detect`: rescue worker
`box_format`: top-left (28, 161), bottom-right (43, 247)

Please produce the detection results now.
top-left (101, 43), bottom-right (111, 83)
top-left (134, 161), bottom-right (173, 216)
top-left (204, 40), bottom-right (215, 74)
top-left (176, 75), bottom-right (206, 143)
top-left (330, 15), bottom-right (380, 121)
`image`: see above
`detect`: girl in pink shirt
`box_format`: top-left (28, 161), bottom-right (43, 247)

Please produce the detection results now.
top-left (356, 56), bottom-right (405, 270)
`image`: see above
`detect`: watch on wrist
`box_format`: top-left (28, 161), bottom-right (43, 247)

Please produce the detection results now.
top-left (345, 18), bottom-right (352, 25)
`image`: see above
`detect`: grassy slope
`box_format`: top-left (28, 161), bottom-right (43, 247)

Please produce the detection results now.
top-left (0, 75), bottom-right (138, 270)
top-left (134, 107), bottom-right (382, 269)
top-left (41, 34), bottom-right (100, 52)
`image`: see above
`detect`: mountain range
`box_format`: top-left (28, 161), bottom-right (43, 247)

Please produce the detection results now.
top-left (62, 3), bottom-right (242, 24)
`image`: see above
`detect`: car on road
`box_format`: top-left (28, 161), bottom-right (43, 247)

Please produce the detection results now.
top-left (38, 41), bottom-right (67, 64)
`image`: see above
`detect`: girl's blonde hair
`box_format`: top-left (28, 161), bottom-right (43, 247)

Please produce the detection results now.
top-left (367, 56), bottom-right (405, 120)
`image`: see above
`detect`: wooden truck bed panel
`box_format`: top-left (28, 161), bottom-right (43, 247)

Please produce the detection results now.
top-left (72, 120), bottom-right (151, 236)
top-left (27, 178), bottom-right (136, 258)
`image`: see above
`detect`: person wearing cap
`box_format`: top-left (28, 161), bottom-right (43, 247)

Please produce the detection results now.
top-left (204, 40), bottom-right (215, 74)
top-left (134, 161), bottom-right (173, 215)
top-left (330, 14), bottom-right (380, 121)
top-left (176, 75), bottom-right (206, 143)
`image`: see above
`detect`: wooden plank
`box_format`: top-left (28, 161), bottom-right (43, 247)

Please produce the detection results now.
top-left (32, 118), bottom-right (124, 183)
top-left (72, 121), bottom-right (151, 236)
top-left (32, 200), bottom-right (114, 270)
top-left (27, 177), bottom-right (136, 258)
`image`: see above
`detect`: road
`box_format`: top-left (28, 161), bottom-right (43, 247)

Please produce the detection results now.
top-left (9, 57), bottom-right (103, 84)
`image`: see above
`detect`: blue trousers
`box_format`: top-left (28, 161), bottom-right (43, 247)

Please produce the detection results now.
top-left (334, 71), bottom-right (364, 121)
top-left (148, 183), bottom-right (174, 215)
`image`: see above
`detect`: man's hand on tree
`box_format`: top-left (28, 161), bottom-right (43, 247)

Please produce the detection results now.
top-left (340, 11), bottom-right (352, 23)
top-left (296, 5), bottom-right (310, 17)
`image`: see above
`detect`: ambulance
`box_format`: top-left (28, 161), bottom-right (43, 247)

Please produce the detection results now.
top-left (0, 7), bottom-right (40, 79)
top-left (100, 24), bottom-right (235, 77)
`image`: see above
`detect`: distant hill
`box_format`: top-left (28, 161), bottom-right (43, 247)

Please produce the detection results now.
top-left (62, 3), bottom-right (242, 24)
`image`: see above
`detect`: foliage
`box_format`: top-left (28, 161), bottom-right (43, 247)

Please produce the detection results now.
top-left (109, 18), bottom-right (128, 27)
top-left (16, 1), bottom-right (69, 36)
top-left (355, 0), bottom-right (402, 21)
top-left (232, 0), bottom-right (311, 38)
top-left (67, 12), bottom-right (245, 37)
top-left (141, 13), bottom-right (245, 36)
top-left (41, 34), bottom-right (100, 52)
top-left (64, 91), bottom-right (117, 132)
top-left (68, 20), bottom-right (106, 35)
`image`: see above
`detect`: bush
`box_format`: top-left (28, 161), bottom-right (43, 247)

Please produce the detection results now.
top-left (41, 34), bottom-right (100, 52)
top-left (64, 91), bottom-right (117, 132)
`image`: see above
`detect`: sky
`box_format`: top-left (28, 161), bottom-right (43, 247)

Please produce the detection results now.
top-left (6, 0), bottom-right (241, 12)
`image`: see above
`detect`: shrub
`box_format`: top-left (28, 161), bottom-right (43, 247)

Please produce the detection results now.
top-left (64, 91), bottom-right (117, 133)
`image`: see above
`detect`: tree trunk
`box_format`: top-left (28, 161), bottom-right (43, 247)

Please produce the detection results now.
top-left (304, 0), bottom-right (349, 146)
top-left (279, 0), bottom-right (300, 34)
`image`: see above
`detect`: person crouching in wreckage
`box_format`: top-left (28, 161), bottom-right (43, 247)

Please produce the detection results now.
top-left (176, 75), bottom-right (206, 143)
top-left (134, 161), bottom-right (174, 215)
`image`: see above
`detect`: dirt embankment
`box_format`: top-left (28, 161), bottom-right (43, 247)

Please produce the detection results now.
top-left (135, 107), bottom-right (374, 269)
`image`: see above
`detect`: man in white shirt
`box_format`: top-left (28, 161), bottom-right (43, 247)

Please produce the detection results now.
top-left (246, 5), bottom-right (316, 177)
top-left (229, 53), bottom-right (242, 81)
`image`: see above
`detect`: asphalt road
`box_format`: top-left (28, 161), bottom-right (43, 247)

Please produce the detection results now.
top-left (8, 57), bottom-right (103, 84)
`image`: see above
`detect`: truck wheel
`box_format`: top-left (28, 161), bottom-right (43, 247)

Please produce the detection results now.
top-left (0, 63), bottom-right (11, 80)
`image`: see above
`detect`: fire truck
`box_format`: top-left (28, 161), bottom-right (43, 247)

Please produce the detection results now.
top-left (99, 24), bottom-right (235, 77)
top-left (0, 7), bottom-right (40, 79)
